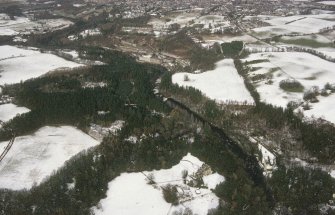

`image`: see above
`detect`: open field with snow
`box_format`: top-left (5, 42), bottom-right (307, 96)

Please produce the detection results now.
top-left (244, 52), bottom-right (335, 123)
top-left (0, 103), bottom-right (30, 123)
top-left (172, 59), bottom-right (254, 104)
top-left (149, 11), bottom-right (230, 35)
top-left (0, 126), bottom-right (99, 190)
top-left (0, 14), bottom-right (73, 36)
top-left (278, 34), bottom-right (334, 48)
top-left (318, 1), bottom-right (335, 5)
top-left (273, 34), bottom-right (335, 59)
top-left (248, 13), bottom-right (335, 38)
top-left (318, 48), bottom-right (335, 58)
top-left (0, 45), bottom-right (82, 85)
top-left (302, 93), bottom-right (335, 123)
top-left (149, 10), bottom-right (201, 29)
top-left (92, 153), bottom-right (224, 215)
top-left (201, 33), bottom-right (258, 48)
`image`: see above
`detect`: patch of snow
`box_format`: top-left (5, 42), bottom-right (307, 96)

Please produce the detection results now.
top-left (318, 1), bottom-right (335, 5)
top-left (0, 126), bottom-right (99, 190)
top-left (0, 103), bottom-right (30, 123)
top-left (245, 52), bottom-right (335, 124)
top-left (0, 15), bottom-right (73, 36)
top-left (172, 59), bottom-right (254, 104)
top-left (13, 36), bottom-right (27, 43)
top-left (63, 50), bottom-right (79, 59)
top-left (330, 170), bottom-right (335, 178)
top-left (82, 81), bottom-right (107, 89)
top-left (92, 153), bottom-right (224, 215)
top-left (203, 173), bottom-right (225, 190)
top-left (0, 46), bottom-right (82, 85)
top-left (258, 144), bottom-right (276, 167)
top-left (281, 34), bottom-right (332, 44)
top-left (303, 93), bottom-right (335, 124)
top-left (125, 136), bottom-right (138, 144)
top-left (251, 14), bottom-right (335, 38)
top-left (67, 178), bottom-right (76, 190)
top-left (73, 3), bottom-right (85, 7)
top-left (89, 120), bottom-right (125, 141)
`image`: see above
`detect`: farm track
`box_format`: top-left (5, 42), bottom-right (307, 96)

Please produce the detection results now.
top-left (0, 136), bottom-right (15, 163)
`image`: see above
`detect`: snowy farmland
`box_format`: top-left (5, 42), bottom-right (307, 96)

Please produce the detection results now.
top-left (318, 1), bottom-right (335, 5)
top-left (92, 153), bottom-right (224, 215)
top-left (0, 126), bottom-right (99, 190)
top-left (0, 103), bottom-right (30, 123)
top-left (201, 34), bottom-right (258, 48)
top-left (149, 11), bottom-right (199, 30)
top-left (149, 11), bottom-right (231, 35)
top-left (249, 14), bottom-right (335, 38)
top-left (0, 14), bottom-right (73, 36)
top-left (172, 59), bottom-right (254, 104)
top-left (302, 93), bottom-right (335, 124)
top-left (0, 45), bottom-right (82, 85)
top-left (244, 52), bottom-right (335, 123)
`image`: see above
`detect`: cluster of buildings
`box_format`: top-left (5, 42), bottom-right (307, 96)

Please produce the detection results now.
top-left (81, 0), bottom-right (334, 20)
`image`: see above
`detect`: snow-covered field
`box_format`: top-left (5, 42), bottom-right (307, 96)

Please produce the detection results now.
top-left (318, 1), bottom-right (335, 5)
top-left (0, 126), bottom-right (99, 190)
top-left (280, 34), bottom-right (333, 45)
top-left (68, 28), bottom-right (102, 41)
top-left (244, 52), bottom-right (335, 123)
top-left (302, 93), bottom-right (335, 123)
top-left (318, 48), bottom-right (335, 58)
top-left (0, 14), bottom-right (73, 36)
top-left (0, 103), bottom-right (30, 123)
top-left (149, 12), bottom-right (199, 29)
top-left (149, 12), bottom-right (230, 34)
top-left (172, 59), bottom-right (254, 104)
top-left (250, 14), bottom-right (335, 38)
top-left (0, 45), bottom-right (82, 85)
top-left (92, 153), bottom-right (224, 215)
top-left (193, 15), bottom-right (230, 33)
top-left (258, 144), bottom-right (276, 176)
top-left (201, 34), bottom-right (258, 48)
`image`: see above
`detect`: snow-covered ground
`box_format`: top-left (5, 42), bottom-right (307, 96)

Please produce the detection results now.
top-left (172, 59), bottom-right (254, 104)
top-left (277, 35), bottom-right (335, 58)
top-left (62, 50), bottom-right (80, 59)
top-left (318, 1), bottom-right (335, 5)
top-left (193, 15), bottom-right (230, 33)
top-left (0, 126), bottom-right (99, 190)
top-left (149, 12), bottom-right (199, 29)
top-left (89, 120), bottom-right (125, 141)
top-left (250, 14), bottom-right (335, 38)
top-left (0, 14), bottom-right (73, 36)
top-left (318, 48), bottom-right (335, 58)
top-left (149, 12), bottom-right (230, 34)
top-left (244, 52), bottom-right (335, 123)
top-left (68, 28), bottom-right (102, 41)
top-left (258, 144), bottom-right (276, 176)
top-left (0, 45), bottom-right (82, 85)
top-left (280, 34), bottom-right (333, 44)
top-left (0, 103), bottom-right (30, 123)
top-left (201, 34), bottom-right (258, 48)
top-left (92, 153), bottom-right (224, 215)
top-left (302, 93), bottom-right (335, 124)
